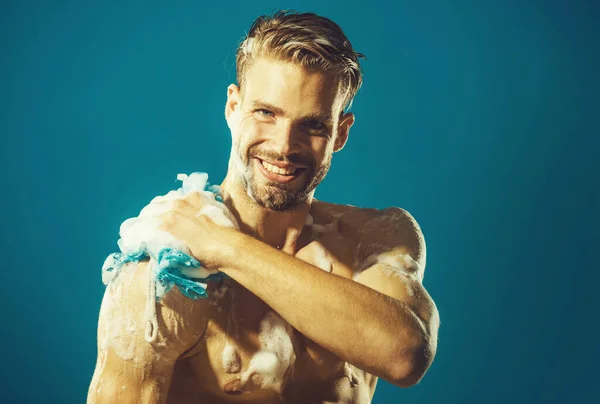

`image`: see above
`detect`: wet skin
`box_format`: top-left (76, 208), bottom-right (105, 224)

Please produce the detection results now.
top-left (88, 57), bottom-right (438, 403)
top-left (90, 200), bottom-right (426, 403)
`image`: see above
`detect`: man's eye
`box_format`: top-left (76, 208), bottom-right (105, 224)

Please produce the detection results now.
top-left (256, 109), bottom-right (274, 117)
top-left (306, 121), bottom-right (326, 131)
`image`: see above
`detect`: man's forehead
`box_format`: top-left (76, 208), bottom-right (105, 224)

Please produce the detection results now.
top-left (242, 57), bottom-right (343, 117)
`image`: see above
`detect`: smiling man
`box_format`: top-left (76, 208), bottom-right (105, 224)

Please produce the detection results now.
top-left (88, 10), bottom-right (439, 404)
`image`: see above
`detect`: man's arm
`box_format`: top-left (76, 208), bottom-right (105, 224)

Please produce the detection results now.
top-left (351, 207), bottom-right (439, 386)
top-left (87, 260), bottom-right (209, 404)
top-left (216, 207), bottom-right (439, 387)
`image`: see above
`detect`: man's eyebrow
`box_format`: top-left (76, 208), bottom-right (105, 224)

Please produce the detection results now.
top-left (301, 112), bottom-right (332, 123)
top-left (251, 100), bottom-right (284, 115)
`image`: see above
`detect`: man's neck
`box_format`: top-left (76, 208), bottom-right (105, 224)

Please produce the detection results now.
top-left (219, 173), bottom-right (312, 254)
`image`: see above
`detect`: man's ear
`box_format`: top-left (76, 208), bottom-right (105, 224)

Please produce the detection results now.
top-left (334, 112), bottom-right (355, 152)
top-left (225, 84), bottom-right (241, 129)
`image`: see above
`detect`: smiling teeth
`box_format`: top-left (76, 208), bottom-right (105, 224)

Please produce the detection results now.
top-left (261, 160), bottom-right (296, 175)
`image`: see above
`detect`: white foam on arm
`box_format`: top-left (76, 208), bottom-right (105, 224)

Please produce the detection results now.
top-left (100, 172), bottom-right (237, 353)
top-left (108, 172), bottom-right (238, 281)
top-left (117, 172), bottom-right (237, 262)
top-left (89, 261), bottom-right (209, 404)
top-left (93, 172), bottom-right (236, 402)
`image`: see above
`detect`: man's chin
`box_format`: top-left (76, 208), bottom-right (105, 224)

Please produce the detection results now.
top-left (249, 185), bottom-right (306, 212)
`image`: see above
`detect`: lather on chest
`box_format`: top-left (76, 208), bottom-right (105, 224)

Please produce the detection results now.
top-left (177, 208), bottom-right (367, 398)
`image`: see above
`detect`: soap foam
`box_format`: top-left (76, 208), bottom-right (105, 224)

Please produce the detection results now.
top-left (311, 243), bottom-right (333, 273)
top-left (102, 172), bottom-right (238, 299)
top-left (222, 343), bottom-right (241, 373)
top-left (343, 362), bottom-right (360, 387)
top-left (101, 172), bottom-right (238, 344)
top-left (353, 249), bottom-right (422, 297)
top-left (240, 311), bottom-right (296, 393)
top-left (98, 271), bottom-right (140, 361)
top-left (304, 214), bottom-right (314, 226)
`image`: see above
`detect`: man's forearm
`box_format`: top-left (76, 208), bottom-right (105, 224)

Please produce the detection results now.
top-left (217, 231), bottom-right (428, 385)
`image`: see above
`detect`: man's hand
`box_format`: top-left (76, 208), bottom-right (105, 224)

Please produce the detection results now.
top-left (157, 192), bottom-right (236, 269)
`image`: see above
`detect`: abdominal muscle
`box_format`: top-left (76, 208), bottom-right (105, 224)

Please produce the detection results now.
top-left (166, 201), bottom-right (378, 404)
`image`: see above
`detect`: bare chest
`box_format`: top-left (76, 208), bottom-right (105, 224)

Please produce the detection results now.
top-left (168, 206), bottom-right (377, 403)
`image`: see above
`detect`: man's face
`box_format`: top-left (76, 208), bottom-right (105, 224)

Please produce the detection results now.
top-left (226, 57), bottom-right (354, 211)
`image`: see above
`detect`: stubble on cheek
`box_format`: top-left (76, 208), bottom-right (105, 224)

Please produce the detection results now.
top-left (247, 157), bottom-right (329, 212)
top-left (230, 123), bottom-right (332, 211)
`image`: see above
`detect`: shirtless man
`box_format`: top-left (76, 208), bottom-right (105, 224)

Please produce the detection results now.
top-left (88, 11), bottom-right (440, 404)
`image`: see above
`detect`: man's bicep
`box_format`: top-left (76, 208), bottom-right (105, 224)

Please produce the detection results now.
top-left (354, 257), bottom-right (438, 333)
top-left (88, 261), bottom-right (209, 403)
top-left (353, 207), bottom-right (438, 337)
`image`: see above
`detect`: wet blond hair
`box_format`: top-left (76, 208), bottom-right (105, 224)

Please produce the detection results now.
top-left (235, 10), bottom-right (366, 112)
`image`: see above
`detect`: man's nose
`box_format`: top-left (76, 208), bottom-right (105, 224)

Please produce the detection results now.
top-left (271, 121), bottom-right (302, 156)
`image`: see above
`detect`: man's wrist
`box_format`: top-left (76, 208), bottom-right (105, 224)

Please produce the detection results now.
top-left (214, 227), bottom-right (245, 269)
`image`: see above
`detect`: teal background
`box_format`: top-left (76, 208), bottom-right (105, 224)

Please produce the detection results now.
top-left (1, 0), bottom-right (598, 402)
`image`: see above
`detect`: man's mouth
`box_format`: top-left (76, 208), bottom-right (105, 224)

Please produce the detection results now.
top-left (253, 158), bottom-right (307, 184)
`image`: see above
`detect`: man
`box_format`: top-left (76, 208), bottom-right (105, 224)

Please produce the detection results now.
top-left (88, 10), bottom-right (439, 404)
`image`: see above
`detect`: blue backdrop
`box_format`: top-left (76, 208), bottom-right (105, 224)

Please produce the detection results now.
top-left (1, 0), bottom-right (598, 402)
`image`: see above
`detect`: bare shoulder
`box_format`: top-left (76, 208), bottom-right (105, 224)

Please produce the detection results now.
top-left (358, 206), bottom-right (426, 268)
top-left (98, 259), bottom-right (211, 361)
top-left (312, 200), bottom-right (426, 273)
top-left (312, 200), bottom-right (424, 247)
top-left (311, 199), bottom-right (379, 229)
top-left (90, 260), bottom-right (213, 402)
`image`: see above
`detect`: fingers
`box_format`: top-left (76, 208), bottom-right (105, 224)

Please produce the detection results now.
top-left (141, 190), bottom-right (227, 230)
top-left (159, 210), bottom-right (180, 228)
top-left (196, 205), bottom-right (235, 228)
top-left (142, 195), bottom-right (200, 219)
top-left (184, 191), bottom-right (204, 206)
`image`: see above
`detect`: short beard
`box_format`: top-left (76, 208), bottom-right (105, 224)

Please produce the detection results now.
top-left (249, 162), bottom-right (330, 211)
top-left (241, 148), bottom-right (331, 212)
